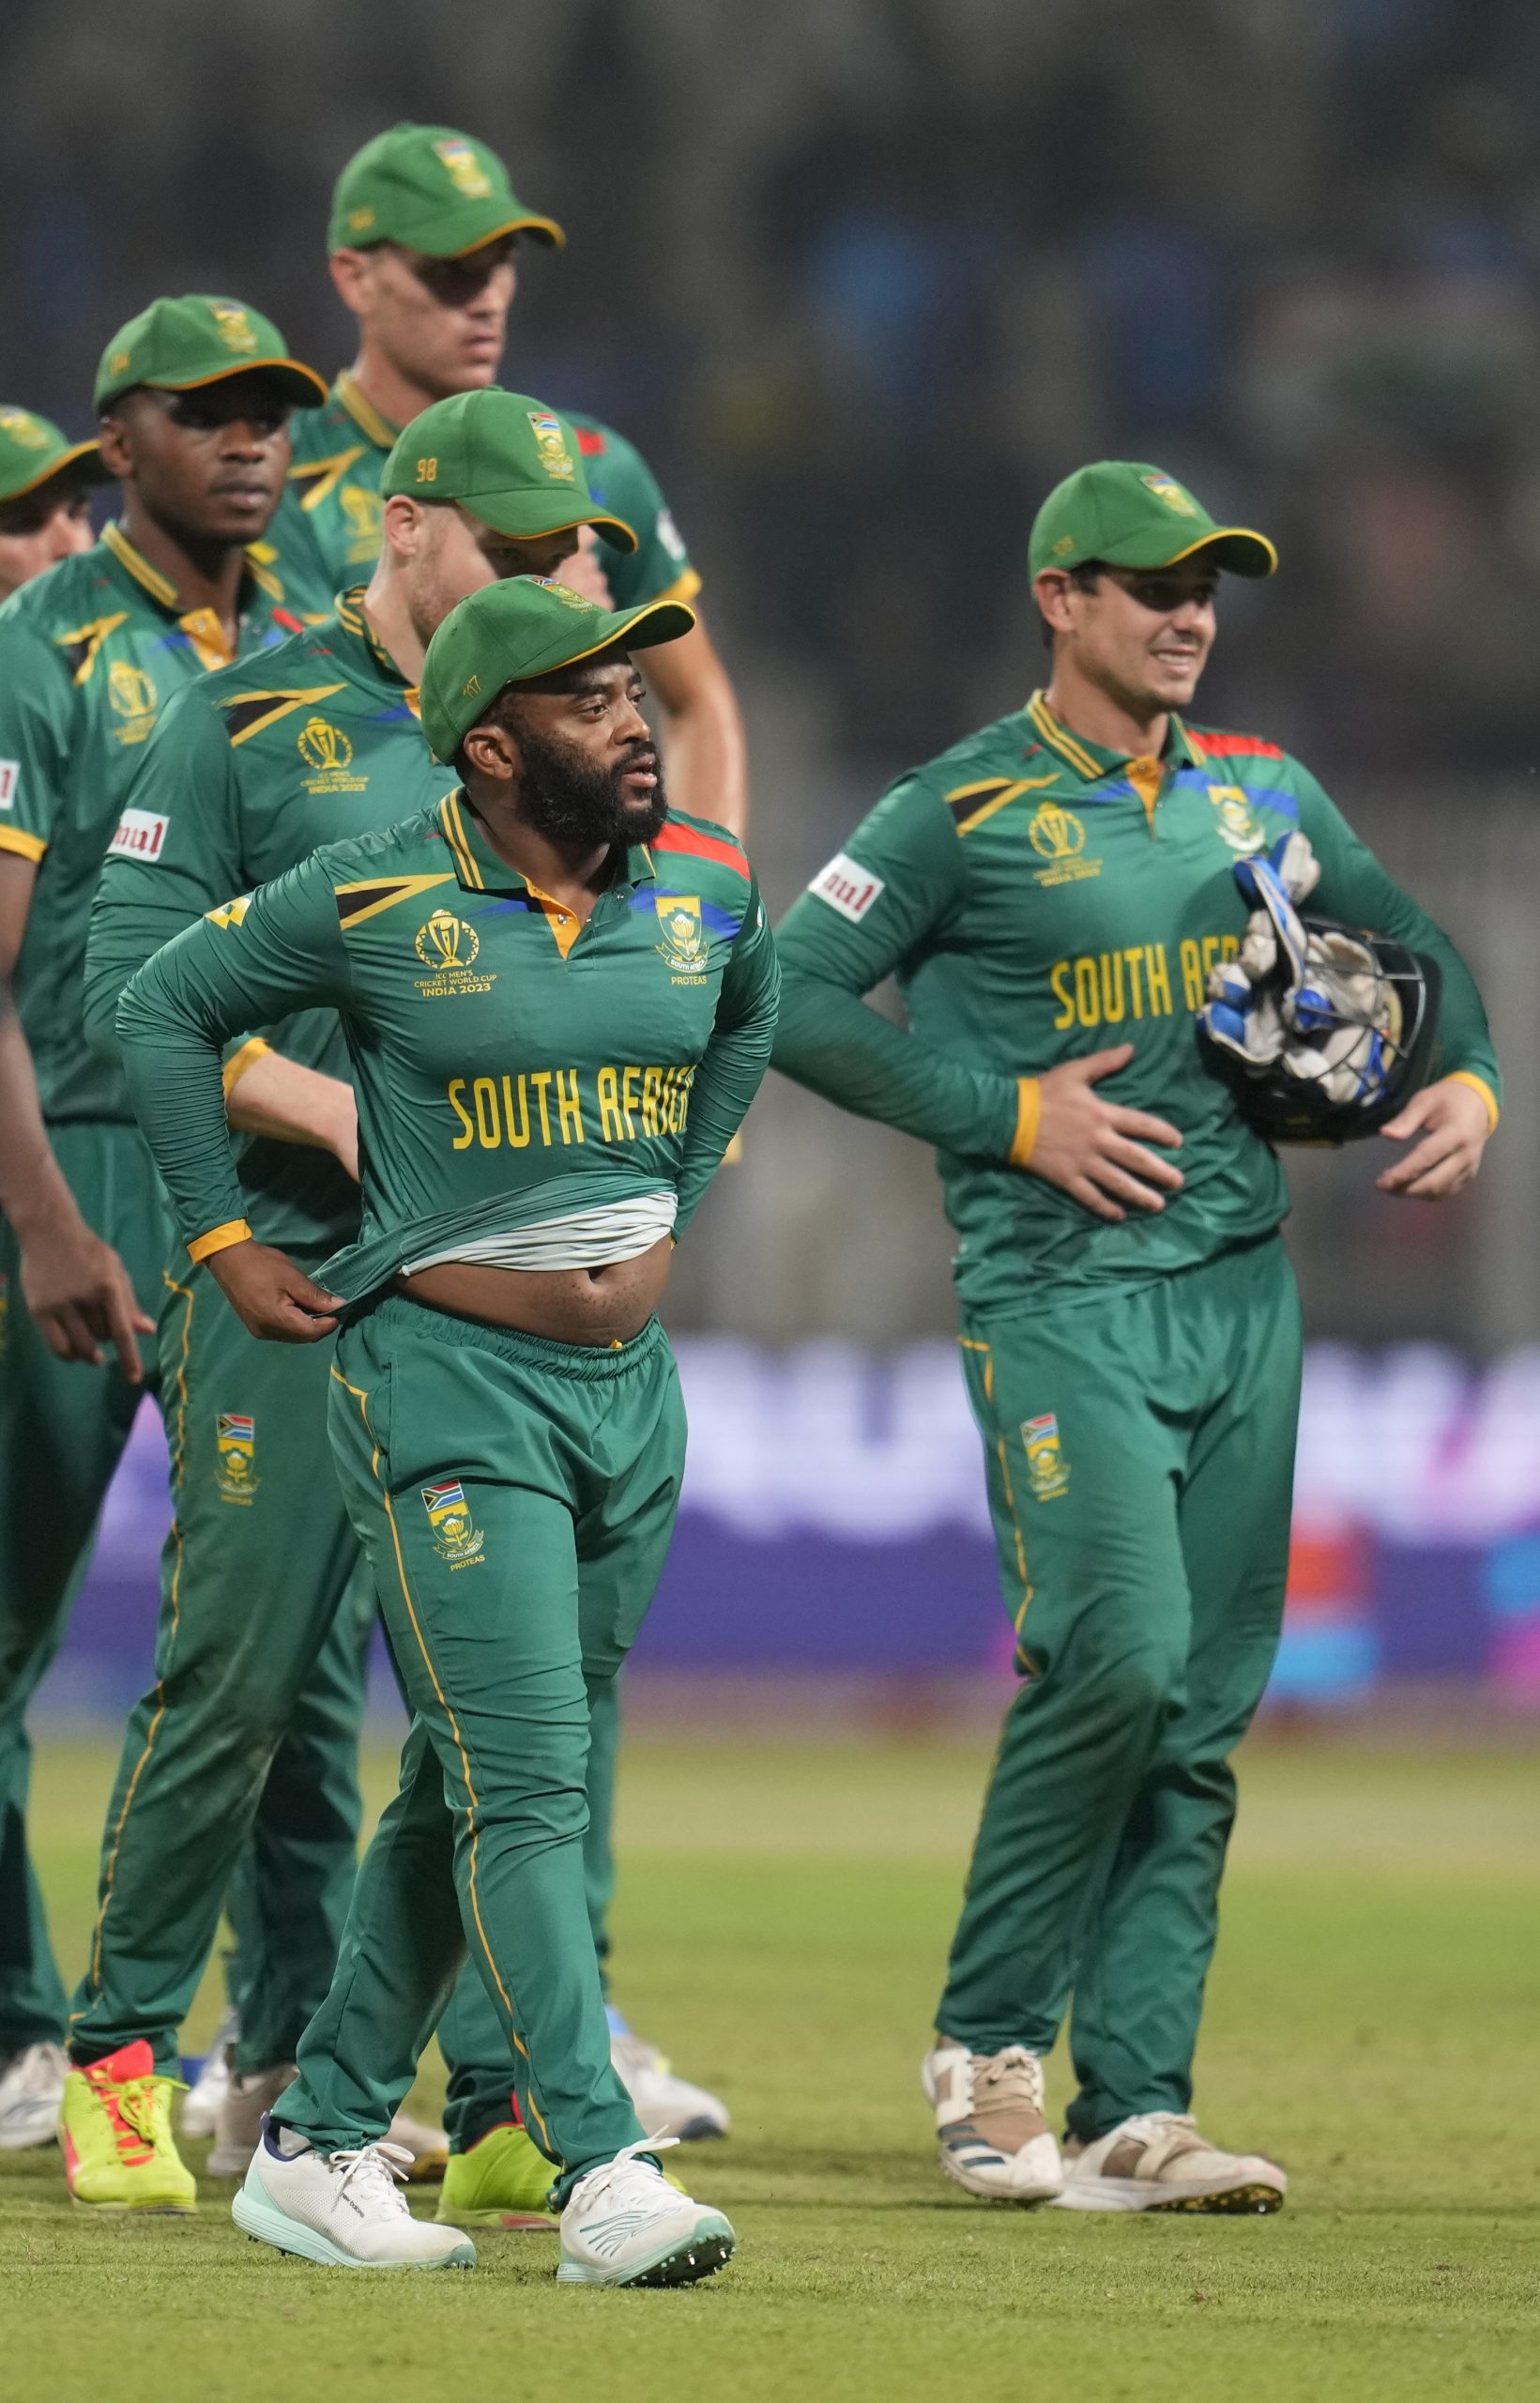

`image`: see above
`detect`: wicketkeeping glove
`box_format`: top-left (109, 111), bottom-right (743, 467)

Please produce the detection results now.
top-left (1200, 833), bottom-right (1401, 1106)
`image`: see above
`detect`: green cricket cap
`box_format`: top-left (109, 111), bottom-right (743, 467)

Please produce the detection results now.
top-left (0, 406), bottom-right (112, 505)
top-left (329, 123), bottom-right (565, 258)
top-left (421, 574), bottom-right (695, 763)
top-left (94, 296), bottom-right (328, 413)
top-left (381, 390), bottom-right (636, 551)
top-left (1029, 460), bottom-right (1277, 579)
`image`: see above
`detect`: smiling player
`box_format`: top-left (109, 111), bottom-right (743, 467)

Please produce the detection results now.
top-left (772, 460), bottom-right (1498, 2213)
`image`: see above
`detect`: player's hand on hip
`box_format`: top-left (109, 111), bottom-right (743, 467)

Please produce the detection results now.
top-left (207, 1239), bottom-right (342, 1342)
top-left (1375, 1075), bottom-right (1493, 1201)
top-left (20, 1217), bottom-right (155, 1379)
top-left (1024, 1044), bottom-right (1184, 1223)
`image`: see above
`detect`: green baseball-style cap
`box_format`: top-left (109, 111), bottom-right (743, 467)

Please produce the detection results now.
top-left (94, 296), bottom-right (328, 413)
top-left (381, 390), bottom-right (636, 551)
top-left (329, 123), bottom-right (565, 257)
top-left (1029, 461), bottom-right (1277, 579)
top-left (0, 406), bottom-right (112, 506)
top-left (421, 574), bottom-right (695, 762)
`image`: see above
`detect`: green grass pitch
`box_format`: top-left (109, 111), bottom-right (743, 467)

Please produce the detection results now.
top-left (5, 1732), bottom-right (1537, 2401)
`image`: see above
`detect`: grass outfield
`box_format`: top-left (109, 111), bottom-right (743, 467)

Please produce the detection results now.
top-left (5, 1734), bottom-right (1538, 2402)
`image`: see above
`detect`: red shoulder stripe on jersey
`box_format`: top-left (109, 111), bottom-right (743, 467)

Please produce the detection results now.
top-left (576, 427), bottom-right (606, 455)
top-left (652, 821), bottom-right (750, 879)
top-left (1194, 731), bottom-right (1284, 761)
top-left (271, 609), bottom-right (306, 634)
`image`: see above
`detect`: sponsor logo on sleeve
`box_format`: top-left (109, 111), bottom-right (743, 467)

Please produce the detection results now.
top-left (0, 761), bottom-right (18, 809)
top-left (655, 505), bottom-right (687, 563)
top-left (809, 852), bottom-right (885, 924)
top-left (107, 807), bottom-right (169, 862)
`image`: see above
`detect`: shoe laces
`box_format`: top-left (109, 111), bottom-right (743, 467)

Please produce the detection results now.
top-left (975, 2045), bottom-right (1045, 2109)
top-left (568, 2133), bottom-right (679, 2216)
top-left (87, 2059), bottom-right (175, 2160)
top-left (328, 2140), bottom-right (415, 2216)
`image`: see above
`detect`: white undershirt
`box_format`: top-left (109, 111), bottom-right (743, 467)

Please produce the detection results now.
top-left (404, 1189), bottom-right (678, 1277)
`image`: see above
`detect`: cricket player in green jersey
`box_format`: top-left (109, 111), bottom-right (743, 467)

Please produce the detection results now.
top-left (71, 390), bottom-right (637, 2217)
top-left (0, 409), bottom-right (113, 605)
top-left (271, 120), bottom-right (748, 834)
top-left (114, 574), bottom-right (777, 2281)
top-left (772, 460), bottom-right (1498, 2214)
top-left (0, 297), bottom-right (325, 2159)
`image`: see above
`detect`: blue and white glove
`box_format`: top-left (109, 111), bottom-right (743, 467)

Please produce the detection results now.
top-left (1201, 834), bottom-right (1395, 1105)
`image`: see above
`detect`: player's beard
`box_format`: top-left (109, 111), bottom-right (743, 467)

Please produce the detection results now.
top-left (515, 727), bottom-right (668, 849)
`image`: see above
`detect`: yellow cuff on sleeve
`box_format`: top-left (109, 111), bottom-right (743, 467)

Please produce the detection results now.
top-left (1009, 1078), bottom-right (1042, 1169)
top-left (221, 1036), bottom-right (272, 1099)
top-left (188, 1219), bottom-right (252, 1264)
top-left (1447, 1071), bottom-right (1500, 1134)
top-left (0, 825), bottom-right (48, 865)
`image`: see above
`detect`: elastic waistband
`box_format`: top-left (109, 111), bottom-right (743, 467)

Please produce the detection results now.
top-left (368, 1290), bottom-right (666, 1381)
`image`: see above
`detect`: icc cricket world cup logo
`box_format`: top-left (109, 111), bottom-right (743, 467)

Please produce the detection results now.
top-left (1028, 803), bottom-right (1086, 864)
top-left (416, 908), bottom-right (480, 971)
top-left (297, 718), bottom-right (354, 776)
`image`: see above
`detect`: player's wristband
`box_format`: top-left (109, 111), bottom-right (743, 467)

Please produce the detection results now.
top-left (1446, 1071), bottom-right (1500, 1134)
top-left (188, 1218), bottom-right (253, 1264)
top-left (1009, 1078), bottom-right (1042, 1170)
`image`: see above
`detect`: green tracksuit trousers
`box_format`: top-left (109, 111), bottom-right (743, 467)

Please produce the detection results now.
top-left (940, 1233), bottom-right (1302, 2143)
top-left (68, 1249), bottom-right (372, 2076)
top-left (0, 1125), bottom-right (163, 2053)
top-left (273, 1296), bottom-right (683, 2199)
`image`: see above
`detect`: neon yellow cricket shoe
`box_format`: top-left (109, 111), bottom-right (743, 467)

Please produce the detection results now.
top-left (435, 2125), bottom-right (557, 2230)
top-left (60, 2039), bottom-right (196, 2212)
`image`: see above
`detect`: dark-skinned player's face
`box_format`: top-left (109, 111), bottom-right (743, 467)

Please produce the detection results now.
top-left (97, 373), bottom-right (294, 547)
top-left (466, 655), bottom-right (666, 849)
top-left (331, 237), bottom-right (517, 400)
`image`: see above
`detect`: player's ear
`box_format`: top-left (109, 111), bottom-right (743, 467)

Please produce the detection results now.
top-left (382, 493), bottom-right (428, 560)
top-left (1032, 568), bottom-right (1076, 637)
top-left (96, 408), bottom-right (135, 482)
top-left (460, 716), bottom-right (519, 785)
top-left (328, 247), bottom-right (374, 314)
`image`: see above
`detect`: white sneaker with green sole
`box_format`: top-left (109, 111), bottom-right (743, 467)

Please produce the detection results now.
top-left (557, 2138), bottom-right (734, 2288)
top-left (232, 2121), bottom-right (474, 2269)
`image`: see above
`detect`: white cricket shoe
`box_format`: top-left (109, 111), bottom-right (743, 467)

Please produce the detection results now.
top-left (1051, 2112), bottom-right (1287, 2213)
top-left (610, 2027), bottom-right (729, 2142)
top-left (921, 2036), bottom-right (1063, 2203)
top-left (180, 2005), bottom-right (237, 2137)
top-left (557, 2137), bottom-right (735, 2288)
top-left (232, 2121), bottom-right (474, 2269)
top-left (208, 2059), bottom-right (448, 2181)
top-left (0, 2043), bottom-right (68, 2149)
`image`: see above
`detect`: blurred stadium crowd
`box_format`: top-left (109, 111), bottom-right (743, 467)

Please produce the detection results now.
top-left (3, 0), bottom-right (1537, 1346)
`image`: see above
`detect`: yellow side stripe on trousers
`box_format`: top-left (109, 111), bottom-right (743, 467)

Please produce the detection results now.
top-left (328, 1364), bottom-right (556, 2160)
top-left (84, 1273), bottom-right (194, 1997)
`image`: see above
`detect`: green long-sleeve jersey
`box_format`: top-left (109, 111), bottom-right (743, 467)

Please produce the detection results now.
top-left (116, 794), bottom-right (778, 1303)
top-left (0, 523), bottom-right (304, 1123)
top-left (272, 374), bottom-right (699, 620)
top-left (84, 588), bottom-right (456, 1251)
top-left (771, 690), bottom-right (1500, 1317)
